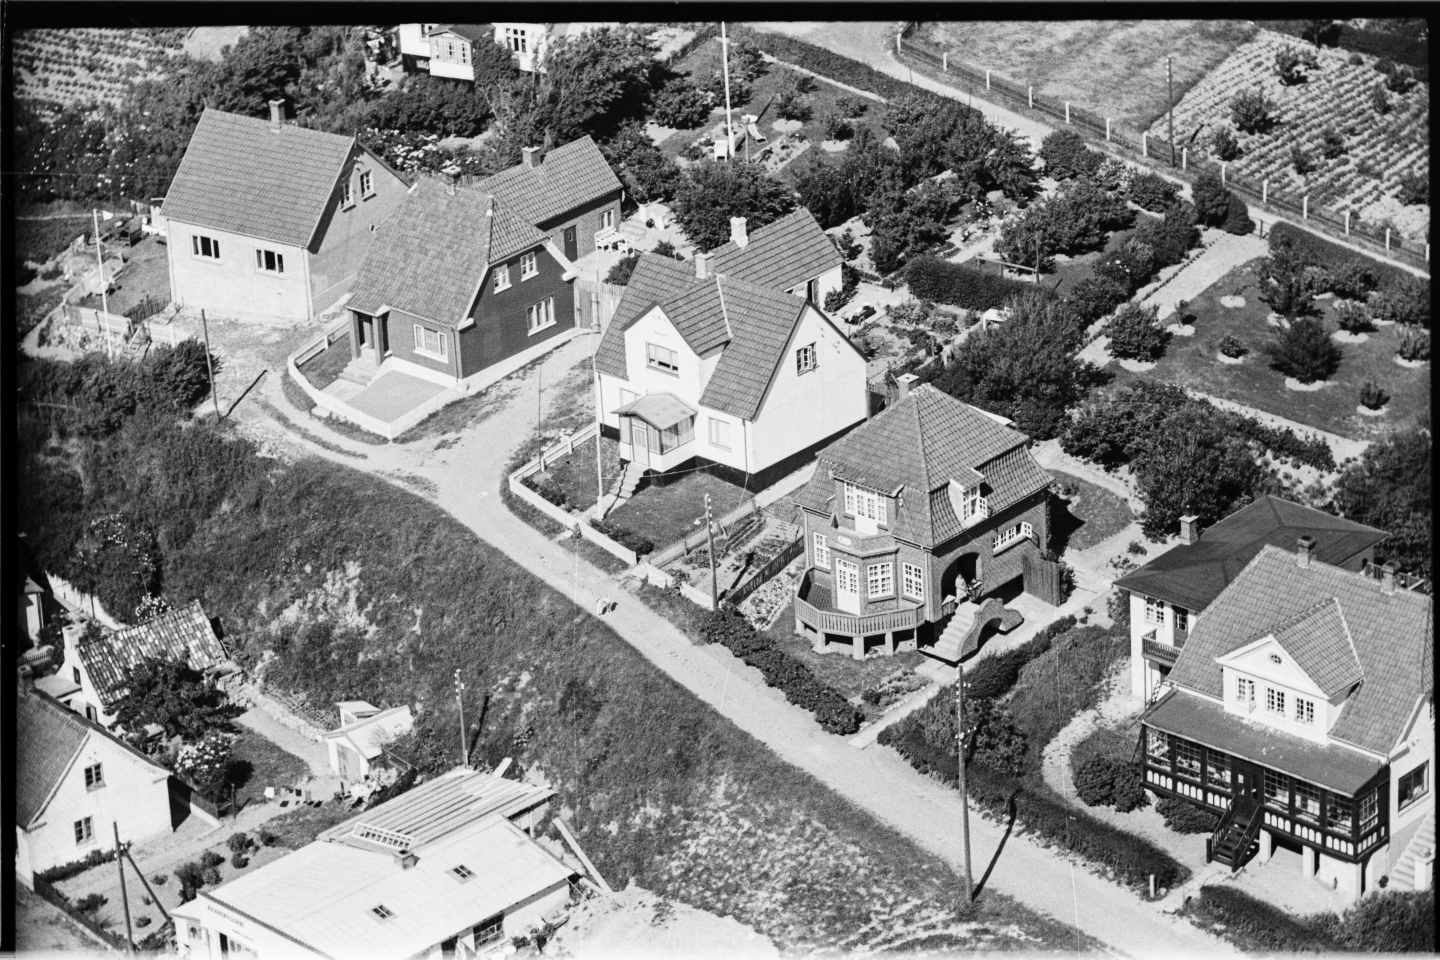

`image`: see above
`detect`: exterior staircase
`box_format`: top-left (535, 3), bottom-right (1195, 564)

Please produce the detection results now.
top-left (924, 596), bottom-right (1024, 665)
top-left (1207, 798), bottom-right (1263, 871)
top-left (336, 355), bottom-right (377, 388)
top-left (1389, 810), bottom-right (1436, 892)
top-left (597, 461), bottom-right (644, 518)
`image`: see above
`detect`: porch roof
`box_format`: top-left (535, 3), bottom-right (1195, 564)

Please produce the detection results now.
top-left (614, 393), bottom-right (696, 431)
top-left (1142, 689), bottom-right (1383, 796)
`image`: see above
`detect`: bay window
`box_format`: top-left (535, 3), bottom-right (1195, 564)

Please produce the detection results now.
top-left (867, 562), bottom-right (894, 599)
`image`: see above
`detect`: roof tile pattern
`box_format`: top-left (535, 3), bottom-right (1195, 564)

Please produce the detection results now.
top-left (162, 108), bottom-right (355, 248)
top-left (698, 279), bottom-right (807, 420)
top-left (1265, 598), bottom-right (1365, 699)
top-left (79, 599), bottom-right (227, 710)
top-left (1166, 545), bottom-right (1432, 755)
top-left (709, 208), bottom-right (842, 293)
top-left (479, 136), bottom-right (621, 227)
top-left (593, 255), bottom-right (697, 377)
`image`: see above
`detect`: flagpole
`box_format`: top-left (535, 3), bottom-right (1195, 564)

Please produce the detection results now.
top-left (94, 209), bottom-right (113, 359)
top-left (719, 22), bottom-right (735, 162)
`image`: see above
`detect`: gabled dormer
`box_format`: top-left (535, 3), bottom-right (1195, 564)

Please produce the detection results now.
top-left (945, 470), bottom-right (990, 530)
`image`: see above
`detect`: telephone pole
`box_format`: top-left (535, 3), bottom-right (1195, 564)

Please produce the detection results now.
top-left (704, 493), bottom-right (718, 609)
top-left (454, 669), bottom-right (468, 767)
top-left (1167, 56), bottom-right (1176, 167)
top-left (956, 674), bottom-right (974, 906)
top-left (113, 823), bottom-right (134, 952)
top-left (200, 309), bottom-right (220, 420)
top-left (719, 22), bottom-right (735, 162)
top-left (93, 209), bottom-right (113, 360)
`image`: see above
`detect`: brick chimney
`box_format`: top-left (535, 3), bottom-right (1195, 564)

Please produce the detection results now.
top-left (1381, 562), bottom-right (1397, 595)
top-left (1296, 534), bottom-right (1316, 568)
top-left (1179, 515), bottom-right (1200, 545)
top-left (894, 372), bottom-right (919, 401)
top-left (694, 252), bottom-right (709, 280)
top-left (521, 146), bottom-right (540, 168)
top-left (394, 851), bottom-right (418, 869)
top-left (730, 216), bottom-right (749, 249)
top-left (268, 99), bottom-right (285, 132)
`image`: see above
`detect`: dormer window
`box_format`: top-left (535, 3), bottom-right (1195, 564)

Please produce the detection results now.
top-left (958, 484), bottom-right (983, 522)
top-left (842, 483), bottom-right (887, 526)
top-left (1294, 697), bottom-right (1315, 724)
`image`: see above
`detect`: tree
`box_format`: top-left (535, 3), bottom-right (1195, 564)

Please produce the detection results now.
top-left (1265, 316), bottom-right (1341, 383)
top-left (672, 161), bottom-right (796, 251)
top-left (1128, 172), bottom-right (1180, 212)
top-left (600, 123), bottom-right (681, 204)
top-left (1274, 45), bottom-right (1318, 85)
top-left (111, 657), bottom-right (242, 742)
top-left (1320, 126), bottom-right (1346, 159)
top-left (1107, 303), bottom-right (1171, 361)
top-left (794, 159), bottom-right (859, 230)
top-left (143, 341), bottom-right (222, 413)
top-left (649, 77), bottom-right (713, 129)
top-left (1191, 170), bottom-right (1231, 226)
top-left (605, 253), bottom-right (640, 285)
top-left (1331, 428), bottom-right (1432, 577)
top-left (1039, 130), bottom-right (1102, 180)
top-left (930, 291), bottom-right (1096, 439)
top-left (1229, 89), bottom-right (1277, 134)
top-left (863, 177), bottom-right (961, 274)
top-left (1210, 125), bottom-right (1240, 162)
top-left (364, 74), bottom-right (491, 137)
top-left (1133, 406), bottom-right (1261, 538)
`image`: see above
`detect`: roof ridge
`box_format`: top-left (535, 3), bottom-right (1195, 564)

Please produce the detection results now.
top-left (910, 390), bottom-right (935, 496)
top-left (715, 275), bottom-right (732, 340)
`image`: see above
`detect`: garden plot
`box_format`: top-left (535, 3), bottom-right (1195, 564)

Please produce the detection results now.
top-left (1146, 29), bottom-right (1429, 237)
top-left (662, 509), bottom-right (801, 605)
top-left (12, 28), bottom-right (189, 107)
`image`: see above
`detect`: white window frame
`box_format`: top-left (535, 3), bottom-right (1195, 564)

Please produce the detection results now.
top-left (1399, 762), bottom-right (1429, 811)
top-left (506, 27), bottom-right (528, 54)
top-left (1236, 676), bottom-right (1255, 706)
top-left (1173, 606), bottom-right (1189, 633)
top-left (708, 417), bottom-right (730, 449)
top-left (843, 483), bottom-right (887, 526)
top-left (413, 324), bottom-right (449, 362)
top-left (812, 533), bottom-right (830, 569)
top-left (83, 763), bottom-right (104, 789)
top-left (646, 343), bottom-right (679, 375)
top-left (1264, 686), bottom-right (1286, 716)
top-left (902, 561), bottom-right (924, 601)
top-left (359, 169), bottom-right (374, 198)
top-left (834, 557), bottom-right (860, 597)
top-left (795, 343), bottom-right (817, 375)
top-left (992, 521), bottom-right (1034, 554)
top-left (1294, 697), bottom-right (1315, 725)
top-left (492, 264), bottom-right (511, 292)
top-left (341, 179), bottom-right (354, 207)
top-left (520, 251), bottom-right (538, 280)
top-left (255, 248), bottom-right (285, 274)
top-left (191, 234), bottom-right (221, 261)
top-left (600, 209), bottom-right (615, 230)
top-left (1144, 596), bottom-right (1165, 626)
top-left (866, 561), bottom-right (894, 599)
top-left (526, 297), bottom-right (556, 335)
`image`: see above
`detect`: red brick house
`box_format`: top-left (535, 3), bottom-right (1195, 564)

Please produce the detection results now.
top-left (478, 136), bottom-right (623, 263)
top-left (793, 382), bottom-right (1055, 664)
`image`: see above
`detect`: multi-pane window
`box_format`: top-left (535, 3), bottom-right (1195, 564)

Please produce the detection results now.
top-left (83, 763), bottom-right (104, 789)
top-left (1293, 780), bottom-right (1321, 822)
top-left (1264, 687), bottom-right (1286, 716)
top-left (993, 521), bottom-right (1034, 552)
top-left (795, 343), bottom-right (817, 374)
top-left (371, 905), bottom-right (395, 921)
top-left (475, 914), bottom-right (504, 945)
top-left (255, 248), bottom-right (285, 274)
top-left (957, 484), bottom-right (984, 523)
top-left (451, 864), bottom-right (474, 881)
top-left (191, 234), bottom-right (221, 260)
top-left (1144, 596), bottom-right (1165, 625)
top-left (600, 209), bottom-right (615, 230)
top-left (646, 343), bottom-right (679, 374)
top-left (74, 817), bottom-right (94, 845)
top-left (413, 324), bottom-right (448, 361)
top-left (526, 297), bottom-right (556, 334)
top-left (1264, 770), bottom-right (1288, 809)
top-left (341, 179), bottom-right (354, 206)
top-left (1325, 796), bottom-right (1353, 834)
top-left (1295, 698), bottom-right (1316, 725)
top-left (1173, 740), bottom-right (1202, 780)
top-left (866, 562), bottom-right (894, 599)
top-left (1145, 729), bottom-right (1169, 763)
top-left (843, 483), bottom-right (887, 525)
top-left (902, 562), bottom-right (925, 601)
top-left (505, 27), bottom-right (529, 53)
top-left (492, 264), bottom-right (511, 292)
top-left (812, 534), bottom-right (830, 569)
top-left (1173, 607), bottom-right (1189, 633)
top-left (708, 417), bottom-right (730, 449)
top-left (1399, 762), bottom-right (1429, 810)
top-left (834, 558), bottom-right (859, 597)
top-left (1205, 751), bottom-right (1230, 788)
top-left (520, 251), bottom-right (538, 279)
top-left (359, 170), bottom-right (374, 197)
top-left (1358, 790), bottom-right (1379, 834)
top-left (1236, 676), bottom-right (1255, 706)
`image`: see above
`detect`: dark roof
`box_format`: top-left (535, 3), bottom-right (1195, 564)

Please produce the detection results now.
top-left (796, 385), bottom-right (1047, 546)
top-left (709, 209), bottom-right (842, 293)
top-left (1166, 545), bottom-right (1432, 755)
top-left (614, 392), bottom-right (695, 430)
top-left (348, 178), bottom-right (550, 327)
top-left (1143, 689), bottom-right (1383, 796)
top-left (1115, 496), bottom-right (1388, 612)
top-left (17, 690), bottom-right (168, 827)
top-left (594, 255), bottom-right (698, 377)
top-left (479, 136), bottom-right (622, 228)
top-left (435, 24), bottom-right (492, 43)
top-left (162, 108), bottom-right (356, 248)
top-left (78, 599), bottom-right (228, 710)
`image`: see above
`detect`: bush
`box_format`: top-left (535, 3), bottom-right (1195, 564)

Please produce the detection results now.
top-left (1290, 144), bottom-right (1314, 175)
top-left (1210, 125), bottom-right (1240, 161)
top-left (1221, 194), bottom-right (1255, 235)
top-left (1266, 317), bottom-right (1341, 383)
top-left (1320, 126), bottom-right (1346, 159)
top-left (144, 340), bottom-right (221, 413)
top-left (590, 516), bottom-right (654, 556)
top-left (1274, 45), bottom-right (1319, 85)
top-left (226, 832), bottom-right (252, 854)
top-left (963, 616), bottom-right (1074, 700)
top-left (1073, 756), bottom-right (1148, 812)
top-left (649, 78), bottom-right (712, 129)
top-left (1334, 300), bottom-right (1374, 333)
top-left (1329, 259), bottom-right (1380, 300)
top-left (652, 240), bottom-right (681, 260)
top-left (1186, 885), bottom-right (1338, 951)
top-left (1383, 63), bottom-right (1417, 94)
top-left (1218, 334), bottom-right (1248, 358)
top-left (1359, 380), bottom-right (1390, 409)
top-left (605, 253), bottom-right (640, 285)
top-left (1066, 274), bottom-right (1131, 326)
top-left (1328, 890), bottom-right (1435, 953)
top-left (1370, 82), bottom-right (1391, 114)
top-left (75, 893), bottom-right (107, 914)
top-left (1229, 89), bottom-right (1277, 134)
top-left (1397, 327), bottom-right (1430, 362)
top-left (35, 848), bottom-right (117, 883)
top-left (1039, 130), bottom-right (1102, 181)
top-left (230, 852), bottom-right (249, 869)
top-left (258, 828), bottom-right (279, 847)
top-left (521, 474), bottom-right (569, 511)
top-left (905, 257), bottom-right (1038, 310)
top-left (1397, 172), bottom-right (1429, 206)
top-left (1268, 222), bottom-right (1413, 291)
top-left (822, 113), bottom-right (854, 142)
top-left (1107, 303), bottom-right (1171, 362)
top-left (199, 850), bottom-right (225, 869)
top-left (1155, 796), bottom-right (1220, 833)
top-left (1127, 172), bottom-right (1179, 212)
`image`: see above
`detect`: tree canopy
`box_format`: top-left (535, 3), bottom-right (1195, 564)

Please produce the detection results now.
top-left (111, 657), bottom-right (242, 742)
top-left (1330, 428), bottom-right (1432, 577)
top-left (672, 160), bottom-right (797, 251)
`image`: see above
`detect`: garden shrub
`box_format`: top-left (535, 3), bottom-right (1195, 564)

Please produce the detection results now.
top-left (1074, 755), bottom-right (1147, 811)
top-left (775, 83), bottom-right (813, 122)
top-left (590, 516), bottom-right (653, 556)
top-left (1329, 259), bottom-right (1380, 300)
top-left (1107, 303), bottom-right (1171, 362)
top-left (649, 78), bottom-right (713, 129)
top-left (1359, 381), bottom-right (1390, 410)
top-left (905, 257), bottom-right (1038, 310)
top-left (199, 850), bottom-right (225, 869)
top-left (604, 253), bottom-right (640, 286)
top-left (75, 893), bottom-right (107, 914)
top-left (1066, 274), bottom-right (1130, 326)
top-left (1320, 126), bottom-right (1346, 159)
top-left (1155, 796), bottom-right (1220, 833)
top-left (963, 616), bottom-right (1075, 700)
top-left (1221, 194), bottom-right (1255, 235)
top-left (1230, 89), bottom-right (1277, 134)
top-left (1397, 172), bottom-right (1428, 206)
top-left (1369, 82), bottom-right (1392, 115)
top-left (1334, 300), bottom-right (1374, 333)
top-left (1127, 172), bottom-right (1179, 212)
top-left (1326, 890), bottom-right (1435, 953)
top-left (1210, 125), bottom-right (1240, 161)
top-left (1290, 144), bottom-right (1314, 175)
top-left (1397, 327), bottom-right (1430, 362)
top-left (1266, 317), bottom-right (1341, 382)
top-left (230, 852), bottom-right (249, 869)
top-left (1185, 885), bottom-right (1338, 952)
top-left (226, 832), bottom-right (252, 854)
top-left (35, 848), bottom-right (117, 883)
top-left (1369, 275), bottom-right (1430, 328)
top-left (1268, 223), bottom-right (1413, 291)
top-left (1039, 130), bottom-right (1102, 181)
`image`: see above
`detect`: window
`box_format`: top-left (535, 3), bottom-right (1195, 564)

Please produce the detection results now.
top-left (341, 179), bottom-right (354, 206)
top-left (72, 667), bottom-right (81, 684)
top-left (993, 521), bottom-right (1034, 552)
top-left (646, 343), bottom-right (679, 374)
top-left (191, 234), bottom-right (221, 260)
top-left (1173, 740), bottom-right (1202, 780)
top-left (843, 483), bottom-right (887, 526)
top-left (1236, 676), bottom-right (1255, 706)
top-left (957, 484), bottom-right (985, 523)
top-left (867, 562), bottom-right (894, 599)
top-left (1295, 698), bottom-right (1316, 725)
top-left (450, 864), bottom-right (474, 881)
top-left (659, 417), bottom-right (694, 451)
top-left (74, 817), bottom-right (93, 845)
top-left (371, 905), bottom-right (395, 921)
top-left (254, 249), bottom-right (285, 274)
top-left (526, 297), bottom-right (556, 334)
top-left (1145, 729), bottom-right (1169, 763)
top-left (413, 324), bottom-right (448, 361)
top-left (835, 558), bottom-right (859, 597)
top-left (1173, 607), bottom-right (1189, 633)
top-left (600, 209), bottom-right (615, 230)
top-left (1205, 751), bottom-right (1230, 788)
top-left (1264, 770), bottom-right (1288, 809)
top-left (505, 27), bottom-right (529, 53)
top-left (359, 170), bottom-right (374, 197)
top-left (1265, 687), bottom-right (1286, 716)
top-left (83, 763), bottom-right (104, 789)
top-left (520, 251), bottom-right (538, 279)
top-left (708, 417), bottom-right (730, 449)
top-left (812, 534), bottom-right (830, 569)
top-left (902, 562), bottom-right (925, 601)
top-left (1144, 596), bottom-right (1165, 625)
top-left (459, 43), bottom-right (470, 64)
top-left (1293, 780), bottom-right (1320, 822)
top-left (1359, 790), bottom-right (1379, 835)
top-left (475, 914), bottom-right (504, 945)
top-left (1399, 762), bottom-right (1429, 810)
top-left (492, 264), bottom-right (511, 292)
top-left (795, 343), bottom-right (817, 374)
top-left (1325, 796), bottom-right (1353, 834)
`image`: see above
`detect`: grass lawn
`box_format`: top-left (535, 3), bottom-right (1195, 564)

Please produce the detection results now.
top-left (915, 20), bottom-right (1257, 131)
top-left (15, 214), bottom-right (93, 264)
top-left (229, 728), bottom-right (310, 810)
top-left (18, 286), bottom-right (66, 338)
top-left (1046, 221), bottom-right (1145, 296)
top-left (79, 236), bottom-right (170, 317)
top-left (1049, 470), bottom-right (1135, 553)
top-left (768, 606), bottom-right (926, 715)
top-left (261, 801), bottom-right (356, 851)
top-left (534, 435), bottom-right (623, 512)
top-left (1106, 259), bottom-right (1431, 440)
top-left (297, 332), bottom-right (352, 392)
top-left (605, 468), bottom-right (754, 553)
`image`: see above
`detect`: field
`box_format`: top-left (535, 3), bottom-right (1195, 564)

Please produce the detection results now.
top-left (1146, 29), bottom-right (1430, 239)
top-left (915, 20), bottom-right (1257, 130)
top-left (12, 27), bottom-right (189, 107)
top-left (1106, 259), bottom-right (1431, 440)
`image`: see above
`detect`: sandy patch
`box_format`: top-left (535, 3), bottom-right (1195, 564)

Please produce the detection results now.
top-left (1219, 294), bottom-right (1246, 308)
top-left (1116, 357), bottom-right (1157, 373)
top-left (819, 139), bottom-right (851, 153)
top-left (1395, 355), bottom-right (1428, 369)
top-left (770, 118), bottom-right (802, 135)
top-left (643, 121), bottom-right (681, 147)
top-left (1284, 377), bottom-right (1329, 392)
top-left (550, 886), bottom-right (780, 960)
top-left (1217, 353), bottom-right (1246, 365)
top-left (1166, 323), bottom-right (1196, 337)
top-left (1358, 404), bottom-right (1389, 417)
top-left (1332, 330), bottom-right (1369, 344)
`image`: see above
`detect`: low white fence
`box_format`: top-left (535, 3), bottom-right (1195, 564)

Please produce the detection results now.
top-left (633, 561), bottom-right (717, 610)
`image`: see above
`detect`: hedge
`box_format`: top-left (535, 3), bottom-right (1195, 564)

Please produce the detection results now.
top-left (906, 257), bottom-right (1042, 311)
top-left (1184, 885), bottom-right (1339, 952)
top-left (964, 614), bottom-right (1076, 700)
top-left (1269, 221), bottom-right (1418, 293)
top-left (701, 609), bottom-right (862, 734)
top-left (737, 26), bottom-right (934, 105)
top-left (1155, 796), bottom-right (1220, 834)
top-left (36, 847), bottom-right (118, 883)
top-left (1222, 410), bottom-right (1335, 471)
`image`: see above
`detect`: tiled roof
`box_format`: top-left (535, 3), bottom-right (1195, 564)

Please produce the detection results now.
top-left (348, 178), bottom-right (549, 327)
top-left (79, 600), bottom-right (228, 710)
top-left (1166, 545), bottom-right (1432, 755)
top-left (162, 108), bottom-right (355, 248)
top-left (17, 691), bottom-right (168, 827)
top-left (698, 278), bottom-right (809, 420)
top-left (1143, 689), bottom-right (1382, 795)
top-left (799, 385), bottom-right (1043, 546)
top-left (1265, 598), bottom-right (1365, 699)
top-left (659, 277), bottom-right (734, 358)
top-left (479, 136), bottom-right (622, 228)
top-left (1115, 495), bottom-right (1388, 613)
top-left (709, 208), bottom-right (842, 293)
top-left (436, 24), bottom-right (491, 43)
top-left (594, 255), bottom-right (698, 378)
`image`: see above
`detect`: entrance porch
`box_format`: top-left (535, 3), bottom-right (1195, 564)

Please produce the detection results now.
top-left (615, 393), bottom-right (697, 475)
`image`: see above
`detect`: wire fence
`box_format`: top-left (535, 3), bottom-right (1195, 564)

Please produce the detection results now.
top-left (896, 24), bottom-right (1430, 276)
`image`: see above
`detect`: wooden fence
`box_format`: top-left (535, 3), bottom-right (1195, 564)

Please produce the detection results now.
top-left (648, 497), bottom-right (765, 569)
top-left (722, 533), bottom-right (804, 608)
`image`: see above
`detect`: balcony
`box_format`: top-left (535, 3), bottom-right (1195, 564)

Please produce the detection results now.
top-left (794, 569), bottom-right (926, 639)
top-left (1142, 636), bottom-right (1181, 668)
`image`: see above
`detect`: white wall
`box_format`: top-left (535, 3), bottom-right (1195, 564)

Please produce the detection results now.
top-left (493, 23), bottom-right (548, 73)
top-left (1389, 699), bottom-right (1435, 837)
top-left (1128, 592), bottom-right (1195, 699)
top-left (785, 264), bottom-right (844, 306)
top-left (398, 24), bottom-right (432, 59)
top-left (179, 896), bottom-right (326, 960)
top-left (167, 220), bottom-right (310, 322)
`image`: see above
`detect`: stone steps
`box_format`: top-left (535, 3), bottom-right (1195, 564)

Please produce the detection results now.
top-left (1389, 811), bottom-right (1435, 892)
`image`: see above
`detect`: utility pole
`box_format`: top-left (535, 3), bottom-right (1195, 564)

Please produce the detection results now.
top-left (592, 259), bottom-right (605, 509)
top-left (704, 493), bottom-right (718, 609)
top-left (200, 309), bottom-right (220, 420)
top-left (454, 669), bottom-right (468, 767)
top-left (113, 823), bottom-right (134, 952)
top-left (719, 22), bottom-right (735, 162)
top-left (537, 364), bottom-right (543, 439)
top-left (1167, 56), bottom-right (1176, 167)
top-left (93, 209), bottom-right (113, 360)
top-left (955, 674), bottom-right (974, 906)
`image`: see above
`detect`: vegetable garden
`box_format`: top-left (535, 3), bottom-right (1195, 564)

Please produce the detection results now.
top-left (12, 28), bottom-right (190, 108)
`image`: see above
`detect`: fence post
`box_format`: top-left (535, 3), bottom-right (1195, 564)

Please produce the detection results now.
top-left (942, 51), bottom-right (948, 72)
top-left (1385, 228), bottom-right (1392, 252)
top-left (985, 69), bottom-right (991, 90)
top-left (1065, 101), bottom-right (1071, 123)
top-left (1028, 85), bottom-right (1034, 108)
top-left (1220, 162), bottom-right (1226, 185)
top-left (1303, 195), bottom-right (1309, 219)
top-left (1181, 147), bottom-right (1187, 170)
top-left (1344, 210), bottom-right (1351, 235)
top-left (1262, 179), bottom-right (1268, 205)
top-left (1141, 132), bottom-right (1148, 158)
top-left (1427, 243), bottom-right (1430, 263)
top-left (1105, 117), bottom-right (1111, 141)
top-left (896, 31), bottom-right (902, 55)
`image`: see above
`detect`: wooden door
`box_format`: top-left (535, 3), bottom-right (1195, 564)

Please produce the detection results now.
top-left (630, 419), bottom-right (650, 469)
top-left (835, 558), bottom-right (861, 615)
top-left (1233, 760), bottom-right (1260, 805)
top-left (564, 225), bottom-right (578, 261)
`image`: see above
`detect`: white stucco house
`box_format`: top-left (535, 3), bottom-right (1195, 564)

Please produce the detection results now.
top-left (323, 702), bottom-right (415, 781)
top-left (593, 208), bottom-right (862, 479)
top-left (16, 688), bottom-right (174, 887)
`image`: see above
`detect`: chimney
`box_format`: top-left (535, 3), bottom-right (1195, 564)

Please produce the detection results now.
top-left (1296, 535), bottom-right (1316, 568)
top-left (730, 216), bottom-right (749, 249)
top-left (894, 372), bottom-right (919, 400)
top-left (395, 851), bottom-right (418, 870)
top-left (1178, 515), bottom-right (1200, 545)
top-left (1381, 562), bottom-right (1397, 596)
top-left (268, 98), bottom-right (285, 132)
top-left (521, 146), bottom-right (540, 169)
top-left (694, 252), bottom-right (709, 280)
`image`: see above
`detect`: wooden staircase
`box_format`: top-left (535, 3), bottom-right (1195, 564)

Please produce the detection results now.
top-left (1389, 810), bottom-right (1435, 891)
top-left (1207, 797), bottom-right (1263, 871)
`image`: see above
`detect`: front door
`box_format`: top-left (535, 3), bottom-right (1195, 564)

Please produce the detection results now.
top-left (835, 558), bottom-right (861, 615)
top-left (564, 225), bottom-right (578, 261)
top-left (630, 419), bottom-right (650, 469)
top-left (358, 316), bottom-right (370, 349)
top-left (1233, 761), bottom-right (1259, 806)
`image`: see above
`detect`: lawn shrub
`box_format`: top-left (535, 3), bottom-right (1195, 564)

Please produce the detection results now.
top-left (1039, 130), bottom-right (1102, 181)
top-left (590, 516), bottom-right (654, 556)
top-left (1127, 172), bottom-right (1179, 212)
top-left (1221, 195), bottom-right (1255, 235)
top-left (1229, 89), bottom-right (1277, 134)
top-left (75, 893), bottom-right (107, 914)
top-left (1334, 300), bottom-right (1374, 333)
top-left (1073, 755), bottom-right (1147, 811)
top-left (1266, 317), bottom-right (1341, 383)
top-left (1210, 125), bottom-right (1240, 161)
top-left (1185, 885), bottom-right (1337, 952)
top-left (1358, 381), bottom-right (1390, 409)
top-left (230, 852), bottom-right (249, 869)
top-left (1397, 327), bottom-right (1429, 362)
top-left (905, 257), bottom-right (1039, 310)
top-left (198, 850), bottom-right (225, 869)
top-left (1107, 303), bottom-right (1171, 361)
top-left (1066, 275), bottom-right (1131, 326)
top-left (225, 832), bottom-right (252, 854)
top-left (1155, 796), bottom-right (1220, 833)
top-left (1320, 126), bottom-right (1346, 159)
